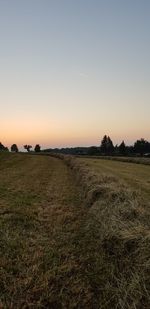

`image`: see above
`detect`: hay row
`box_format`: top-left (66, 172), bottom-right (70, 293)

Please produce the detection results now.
top-left (50, 153), bottom-right (139, 208)
top-left (50, 153), bottom-right (150, 308)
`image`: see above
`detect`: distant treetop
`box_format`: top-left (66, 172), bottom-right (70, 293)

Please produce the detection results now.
top-left (100, 135), bottom-right (114, 155)
top-left (0, 142), bottom-right (9, 152)
top-left (24, 145), bottom-right (32, 152)
top-left (11, 144), bottom-right (18, 153)
top-left (34, 144), bottom-right (41, 152)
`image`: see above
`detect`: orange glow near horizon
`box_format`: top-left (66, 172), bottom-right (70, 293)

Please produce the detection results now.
top-left (1, 116), bottom-right (149, 150)
top-left (0, 1), bottom-right (150, 150)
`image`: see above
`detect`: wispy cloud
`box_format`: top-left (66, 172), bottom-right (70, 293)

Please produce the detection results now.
top-left (79, 72), bottom-right (88, 78)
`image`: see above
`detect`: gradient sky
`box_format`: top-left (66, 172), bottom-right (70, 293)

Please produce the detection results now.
top-left (0, 0), bottom-right (150, 149)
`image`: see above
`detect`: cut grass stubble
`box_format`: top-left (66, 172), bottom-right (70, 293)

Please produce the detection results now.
top-left (0, 153), bottom-right (150, 308)
top-left (55, 154), bottom-right (150, 308)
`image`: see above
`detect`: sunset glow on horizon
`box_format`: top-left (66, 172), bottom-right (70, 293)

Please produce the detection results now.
top-left (0, 0), bottom-right (150, 150)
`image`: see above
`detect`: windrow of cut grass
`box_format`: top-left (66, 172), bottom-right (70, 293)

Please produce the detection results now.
top-left (51, 153), bottom-right (150, 308)
top-left (78, 157), bottom-right (150, 203)
top-left (1, 153), bottom-right (150, 308)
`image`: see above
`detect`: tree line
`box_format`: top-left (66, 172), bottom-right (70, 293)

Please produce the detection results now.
top-left (0, 143), bottom-right (41, 153)
top-left (88, 135), bottom-right (150, 156)
top-left (44, 136), bottom-right (150, 157)
top-left (0, 136), bottom-right (150, 156)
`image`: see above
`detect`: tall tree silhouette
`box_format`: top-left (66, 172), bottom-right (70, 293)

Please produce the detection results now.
top-left (107, 136), bottom-right (114, 154)
top-left (11, 144), bottom-right (18, 153)
top-left (100, 135), bottom-right (108, 154)
top-left (34, 144), bottom-right (41, 152)
top-left (118, 141), bottom-right (126, 156)
top-left (100, 135), bottom-right (114, 155)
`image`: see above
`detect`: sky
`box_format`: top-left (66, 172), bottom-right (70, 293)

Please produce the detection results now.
top-left (0, 0), bottom-right (150, 149)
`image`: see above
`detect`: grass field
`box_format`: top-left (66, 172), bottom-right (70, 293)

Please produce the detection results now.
top-left (79, 156), bottom-right (150, 166)
top-left (0, 153), bottom-right (89, 308)
top-left (78, 158), bottom-right (150, 202)
top-left (0, 153), bottom-right (150, 308)
top-left (78, 158), bottom-right (150, 201)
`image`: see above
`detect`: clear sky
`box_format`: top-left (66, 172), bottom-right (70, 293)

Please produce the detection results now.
top-left (0, 0), bottom-right (150, 149)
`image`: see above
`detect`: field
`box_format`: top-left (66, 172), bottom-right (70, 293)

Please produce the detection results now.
top-left (81, 156), bottom-right (150, 166)
top-left (78, 157), bottom-right (150, 202)
top-left (0, 153), bottom-right (150, 308)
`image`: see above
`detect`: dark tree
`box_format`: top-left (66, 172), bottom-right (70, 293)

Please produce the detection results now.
top-left (34, 144), bottom-right (41, 152)
top-left (88, 146), bottom-right (98, 156)
top-left (107, 136), bottom-right (114, 154)
top-left (0, 142), bottom-right (8, 151)
top-left (24, 145), bottom-right (32, 152)
top-left (134, 138), bottom-right (149, 156)
top-left (118, 141), bottom-right (126, 156)
top-left (100, 135), bottom-right (114, 155)
top-left (126, 145), bottom-right (134, 156)
top-left (100, 135), bottom-right (108, 154)
top-left (11, 144), bottom-right (18, 153)
top-left (0, 142), bottom-right (5, 151)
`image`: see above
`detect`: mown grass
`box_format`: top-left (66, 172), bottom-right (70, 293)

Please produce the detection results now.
top-left (0, 153), bottom-right (150, 308)
top-left (57, 154), bottom-right (150, 308)
top-left (79, 155), bottom-right (150, 166)
top-left (0, 153), bottom-right (88, 308)
top-left (78, 157), bottom-right (150, 202)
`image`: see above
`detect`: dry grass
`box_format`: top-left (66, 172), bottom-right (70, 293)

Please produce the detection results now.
top-left (80, 155), bottom-right (150, 166)
top-left (0, 153), bottom-right (89, 308)
top-left (0, 153), bottom-right (150, 308)
top-left (53, 154), bottom-right (150, 308)
top-left (77, 157), bottom-right (150, 202)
